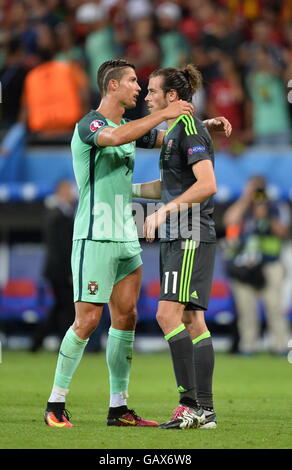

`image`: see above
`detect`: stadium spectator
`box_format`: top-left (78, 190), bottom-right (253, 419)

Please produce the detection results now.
top-left (178, 0), bottom-right (208, 44)
top-left (25, 0), bottom-right (61, 28)
top-left (0, 0), bottom-right (291, 145)
top-left (224, 176), bottom-right (290, 355)
top-left (30, 180), bottom-right (76, 352)
top-left (182, 0), bottom-right (217, 36)
top-left (193, 48), bottom-right (222, 82)
top-left (75, 2), bottom-right (119, 97)
top-left (54, 22), bottom-right (85, 66)
top-left (245, 46), bottom-right (291, 145)
top-left (239, 19), bottom-right (284, 74)
top-left (199, 4), bottom-right (243, 59)
top-left (206, 53), bottom-right (244, 150)
top-left (156, 2), bottom-right (191, 68)
top-left (19, 37), bottom-right (88, 136)
top-left (123, 8), bottom-right (160, 118)
top-left (54, 23), bottom-right (91, 115)
top-left (0, 38), bottom-right (27, 129)
top-left (222, 0), bottom-right (262, 20)
top-left (283, 23), bottom-right (292, 124)
top-left (6, 2), bottom-right (37, 54)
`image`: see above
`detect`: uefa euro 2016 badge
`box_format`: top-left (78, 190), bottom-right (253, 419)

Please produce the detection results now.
top-left (88, 281), bottom-right (98, 295)
top-left (89, 120), bottom-right (105, 132)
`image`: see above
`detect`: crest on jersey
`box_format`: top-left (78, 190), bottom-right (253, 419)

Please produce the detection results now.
top-left (167, 139), bottom-right (173, 151)
top-left (164, 139), bottom-right (173, 159)
top-left (88, 281), bottom-right (98, 295)
top-left (90, 120), bottom-right (105, 132)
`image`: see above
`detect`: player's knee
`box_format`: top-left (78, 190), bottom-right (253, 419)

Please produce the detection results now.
top-left (73, 310), bottom-right (100, 338)
top-left (182, 310), bottom-right (192, 326)
top-left (86, 312), bottom-right (100, 331)
top-left (156, 309), bottom-right (167, 328)
top-left (115, 306), bottom-right (137, 329)
top-left (125, 307), bottom-right (137, 325)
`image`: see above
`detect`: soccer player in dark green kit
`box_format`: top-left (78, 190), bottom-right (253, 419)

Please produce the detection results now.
top-left (44, 59), bottom-right (195, 427)
top-left (136, 65), bottom-right (231, 429)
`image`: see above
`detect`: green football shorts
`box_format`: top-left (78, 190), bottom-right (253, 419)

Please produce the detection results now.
top-left (71, 239), bottom-right (142, 303)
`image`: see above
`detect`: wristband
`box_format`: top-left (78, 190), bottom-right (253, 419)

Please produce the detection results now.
top-left (132, 183), bottom-right (142, 198)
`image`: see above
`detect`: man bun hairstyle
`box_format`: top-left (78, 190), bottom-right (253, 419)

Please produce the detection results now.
top-left (150, 64), bottom-right (202, 101)
top-left (97, 59), bottom-right (135, 96)
top-left (181, 64), bottom-right (202, 96)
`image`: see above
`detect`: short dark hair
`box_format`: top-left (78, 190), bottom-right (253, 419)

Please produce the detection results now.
top-left (150, 64), bottom-right (202, 101)
top-left (97, 59), bottom-right (136, 96)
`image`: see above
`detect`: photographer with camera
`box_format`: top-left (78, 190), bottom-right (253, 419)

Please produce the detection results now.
top-left (223, 176), bottom-right (290, 355)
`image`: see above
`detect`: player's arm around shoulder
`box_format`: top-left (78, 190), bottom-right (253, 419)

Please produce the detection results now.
top-left (135, 129), bottom-right (166, 149)
top-left (96, 101), bottom-right (193, 147)
top-left (96, 123), bottom-right (156, 148)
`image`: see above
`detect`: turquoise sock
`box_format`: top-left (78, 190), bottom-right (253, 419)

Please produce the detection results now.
top-left (106, 327), bottom-right (135, 394)
top-left (53, 327), bottom-right (88, 389)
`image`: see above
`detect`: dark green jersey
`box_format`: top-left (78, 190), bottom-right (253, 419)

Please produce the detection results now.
top-left (71, 110), bottom-right (138, 242)
top-left (160, 114), bottom-right (216, 242)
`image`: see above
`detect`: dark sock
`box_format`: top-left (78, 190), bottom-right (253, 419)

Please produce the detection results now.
top-left (193, 335), bottom-right (214, 408)
top-left (108, 405), bottom-right (128, 418)
top-left (46, 401), bottom-right (65, 420)
top-left (166, 325), bottom-right (197, 402)
top-left (179, 396), bottom-right (199, 409)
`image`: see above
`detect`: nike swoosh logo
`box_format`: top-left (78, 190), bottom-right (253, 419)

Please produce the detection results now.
top-left (119, 418), bottom-right (136, 425)
top-left (47, 416), bottom-right (66, 428)
top-left (60, 351), bottom-right (74, 360)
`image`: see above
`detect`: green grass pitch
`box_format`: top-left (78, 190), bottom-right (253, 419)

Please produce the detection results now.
top-left (1, 350), bottom-right (291, 449)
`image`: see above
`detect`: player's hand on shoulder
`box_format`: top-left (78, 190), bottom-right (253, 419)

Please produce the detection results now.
top-left (205, 116), bottom-right (232, 137)
top-left (164, 100), bottom-right (194, 120)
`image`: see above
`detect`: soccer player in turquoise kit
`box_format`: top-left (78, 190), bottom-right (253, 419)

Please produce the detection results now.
top-left (44, 59), bottom-right (194, 428)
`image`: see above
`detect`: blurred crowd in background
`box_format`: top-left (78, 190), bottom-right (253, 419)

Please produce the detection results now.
top-left (1, 0), bottom-right (292, 152)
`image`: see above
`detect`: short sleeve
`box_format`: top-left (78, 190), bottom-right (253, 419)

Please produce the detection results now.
top-left (77, 115), bottom-right (109, 147)
top-left (180, 133), bottom-right (211, 166)
top-left (136, 129), bottom-right (158, 149)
